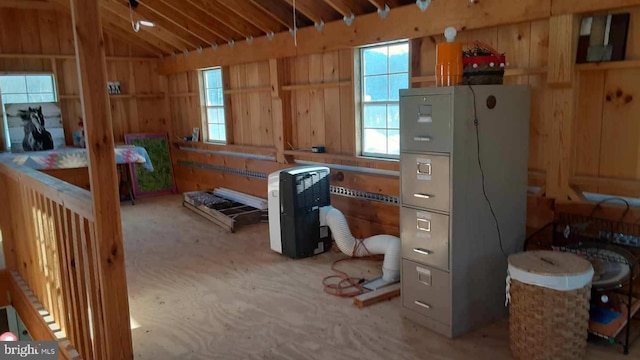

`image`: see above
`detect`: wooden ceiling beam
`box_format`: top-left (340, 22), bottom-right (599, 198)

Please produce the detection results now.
top-left (0, 0), bottom-right (53, 10)
top-left (142, 0), bottom-right (239, 41)
top-left (216, 0), bottom-right (287, 34)
top-left (133, 0), bottom-right (224, 45)
top-left (100, 5), bottom-right (192, 52)
top-left (283, 0), bottom-right (341, 24)
top-left (366, 0), bottom-right (403, 11)
top-left (49, 0), bottom-right (175, 54)
top-left (101, 0), bottom-right (200, 49)
top-left (185, 0), bottom-right (264, 39)
top-left (161, 0), bottom-right (550, 73)
top-left (102, 20), bottom-right (164, 56)
top-left (322, 0), bottom-right (354, 17)
top-left (248, 0), bottom-right (312, 29)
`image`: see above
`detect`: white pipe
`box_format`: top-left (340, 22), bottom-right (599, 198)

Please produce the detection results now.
top-left (320, 206), bottom-right (400, 282)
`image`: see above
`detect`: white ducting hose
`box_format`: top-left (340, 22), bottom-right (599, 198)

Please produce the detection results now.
top-left (320, 206), bottom-right (401, 282)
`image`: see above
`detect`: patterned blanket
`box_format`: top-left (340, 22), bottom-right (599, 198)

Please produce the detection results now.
top-left (0, 146), bottom-right (154, 171)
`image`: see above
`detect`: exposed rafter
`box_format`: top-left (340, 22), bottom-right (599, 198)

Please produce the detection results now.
top-left (248, 0), bottom-right (312, 29)
top-left (366, 0), bottom-right (403, 11)
top-left (322, 0), bottom-right (355, 17)
top-left (216, 1), bottom-right (286, 34)
top-left (0, 0), bottom-right (53, 10)
top-left (185, 0), bottom-right (264, 39)
top-left (136, 0), bottom-right (234, 43)
top-left (50, 0), bottom-right (173, 54)
top-left (102, 0), bottom-right (200, 48)
top-left (283, 0), bottom-right (341, 24)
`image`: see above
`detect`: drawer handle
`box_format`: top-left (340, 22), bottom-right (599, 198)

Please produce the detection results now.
top-left (413, 248), bottom-right (433, 255)
top-left (414, 300), bottom-right (432, 309)
top-left (413, 136), bottom-right (432, 142)
top-left (414, 193), bottom-right (435, 199)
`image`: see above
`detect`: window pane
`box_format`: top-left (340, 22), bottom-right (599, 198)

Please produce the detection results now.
top-left (387, 104), bottom-right (399, 129)
top-left (205, 69), bottom-right (222, 88)
top-left (0, 76), bottom-right (27, 93)
top-left (388, 43), bottom-right (409, 73)
top-left (207, 107), bottom-right (219, 124)
top-left (207, 89), bottom-right (223, 106)
top-left (26, 75), bottom-right (54, 93)
top-left (363, 129), bottom-right (387, 155)
top-left (3, 94), bottom-right (28, 104)
top-left (28, 93), bottom-right (55, 103)
top-left (387, 130), bottom-right (399, 155)
top-left (208, 124), bottom-right (220, 141)
top-left (389, 73), bottom-right (408, 101)
top-left (363, 104), bottom-right (387, 129)
top-left (363, 75), bottom-right (388, 101)
top-left (218, 124), bottom-right (226, 141)
top-left (362, 47), bottom-right (387, 76)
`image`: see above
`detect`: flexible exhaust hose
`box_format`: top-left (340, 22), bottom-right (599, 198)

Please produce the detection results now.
top-left (320, 206), bottom-right (401, 282)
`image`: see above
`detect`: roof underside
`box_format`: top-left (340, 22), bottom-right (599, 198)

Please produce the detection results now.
top-left (15, 0), bottom-right (416, 57)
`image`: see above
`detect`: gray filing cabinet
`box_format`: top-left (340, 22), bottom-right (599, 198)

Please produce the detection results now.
top-left (399, 85), bottom-right (530, 338)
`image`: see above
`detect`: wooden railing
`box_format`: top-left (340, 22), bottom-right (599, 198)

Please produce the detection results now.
top-left (0, 161), bottom-right (131, 359)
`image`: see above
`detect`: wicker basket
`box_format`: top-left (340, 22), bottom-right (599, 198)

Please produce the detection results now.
top-left (508, 251), bottom-right (594, 360)
top-left (462, 41), bottom-right (506, 85)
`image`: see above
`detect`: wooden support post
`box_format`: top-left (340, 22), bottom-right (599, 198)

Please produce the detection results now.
top-left (546, 14), bottom-right (581, 201)
top-left (269, 58), bottom-right (294, 163)
top-left (70, 0), bottom-right (133, 359)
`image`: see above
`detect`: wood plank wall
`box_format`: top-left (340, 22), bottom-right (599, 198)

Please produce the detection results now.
top-left (0, 8), bottom-right (167, 146)
top-left (165, 7), bottom-right (640, 238)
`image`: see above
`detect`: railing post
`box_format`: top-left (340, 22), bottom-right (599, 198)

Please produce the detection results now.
top-left (70, 0), bottom-right (133, 359)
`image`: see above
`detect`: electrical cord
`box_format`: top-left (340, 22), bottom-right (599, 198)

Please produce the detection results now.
top-left (469, 86), bottom-right (508, 257)
top-left (322, 238), bottom-right (384, 297)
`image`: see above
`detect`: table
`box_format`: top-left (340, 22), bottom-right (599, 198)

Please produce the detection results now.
top-left (0, 146), bottom-right (154, 204)
top-left (0, 146), bottom-right (153, 171)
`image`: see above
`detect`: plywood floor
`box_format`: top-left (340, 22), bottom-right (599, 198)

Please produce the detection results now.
top-left (121, 195), bottom-right (637, 360)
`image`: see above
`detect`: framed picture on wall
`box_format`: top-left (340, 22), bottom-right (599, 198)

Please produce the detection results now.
top-left (124, 132), bottom-right (177, 198)
top-left (5, 102), bottom-right (65, 153)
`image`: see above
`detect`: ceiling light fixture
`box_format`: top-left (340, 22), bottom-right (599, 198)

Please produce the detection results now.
top-left (139, 20), bottom-right (155, 27)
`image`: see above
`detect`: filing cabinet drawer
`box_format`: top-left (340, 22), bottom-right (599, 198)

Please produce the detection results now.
top-left (401, 207), bottom-right (449, 270)
top-left (400, 94), bottom-right (452, 153)
top-left (400, 153), bottom-right (450, 212)
top-left (402, 259), bottom-right (451, 325)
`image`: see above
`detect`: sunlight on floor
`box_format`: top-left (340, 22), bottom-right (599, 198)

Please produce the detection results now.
top-left (130, 316), bottom-right (141, 330)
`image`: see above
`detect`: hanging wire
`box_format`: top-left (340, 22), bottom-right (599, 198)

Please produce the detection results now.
top-left (292, 0), bottom-right (297, 47)
top-left (129, 1), bottom-right (140, 32)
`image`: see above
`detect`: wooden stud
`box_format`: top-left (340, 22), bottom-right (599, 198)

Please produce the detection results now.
top-left (248, 0), bottom-right (312, 29)
top-left (269, 58), bottom-right (294, 163)
top-left (70, 0), bottom-right (133, 358)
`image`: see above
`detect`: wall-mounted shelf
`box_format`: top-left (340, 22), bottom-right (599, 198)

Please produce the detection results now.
top-left (168, 92), bottom-right (198, 98)
top-left (223, 86), bottom-right (271, 95)
top-left (281, 81), bottom-right (351, 91)
top-left (109, 93), bottom-right (165, 99)
top-left (283, 149), bottom-right (399, 172)
top-left (577, 60), bottom-right (640, 72)
top-left (410, 67), bottom-right (548, 84)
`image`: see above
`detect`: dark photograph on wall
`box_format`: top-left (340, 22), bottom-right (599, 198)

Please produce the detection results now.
top-left (5, 102), bottom-right (65, 153)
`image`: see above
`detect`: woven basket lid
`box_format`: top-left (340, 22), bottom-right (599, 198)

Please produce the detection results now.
top-left (508, 251), bottom-right (594, 291)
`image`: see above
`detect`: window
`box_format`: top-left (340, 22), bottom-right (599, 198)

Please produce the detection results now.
top-left (201, 68), bottom-right (226, 143)
top-left (0, 74), bottom-right (57, 150)
top-left (359, 42), bottom-right (409, 157)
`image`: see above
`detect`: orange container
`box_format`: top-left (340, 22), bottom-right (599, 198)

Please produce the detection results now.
top-left (435, 42), bottom-right (463, 86)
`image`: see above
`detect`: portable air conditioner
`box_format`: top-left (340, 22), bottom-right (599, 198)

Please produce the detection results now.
top-left (268, 166), bottom-right (332, 259)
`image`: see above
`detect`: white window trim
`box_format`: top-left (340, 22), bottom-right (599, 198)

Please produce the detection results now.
top-left (358, 41), bottom-right (409, 160)
top-left (200, 67), bottom-right (226, 144)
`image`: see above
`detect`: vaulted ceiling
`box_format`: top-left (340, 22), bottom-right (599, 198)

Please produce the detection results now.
top-left (18, 0), bottom-right (416, 56)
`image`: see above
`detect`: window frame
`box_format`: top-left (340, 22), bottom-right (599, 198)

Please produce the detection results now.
top-left (0, 72), bottom-right (58, 151)
top-left (199, 67), bottom-right (227, 144)
top-left (357, 40), bottom-right (409, 160)
top-left (0, 72), bottom-right (58, 104)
